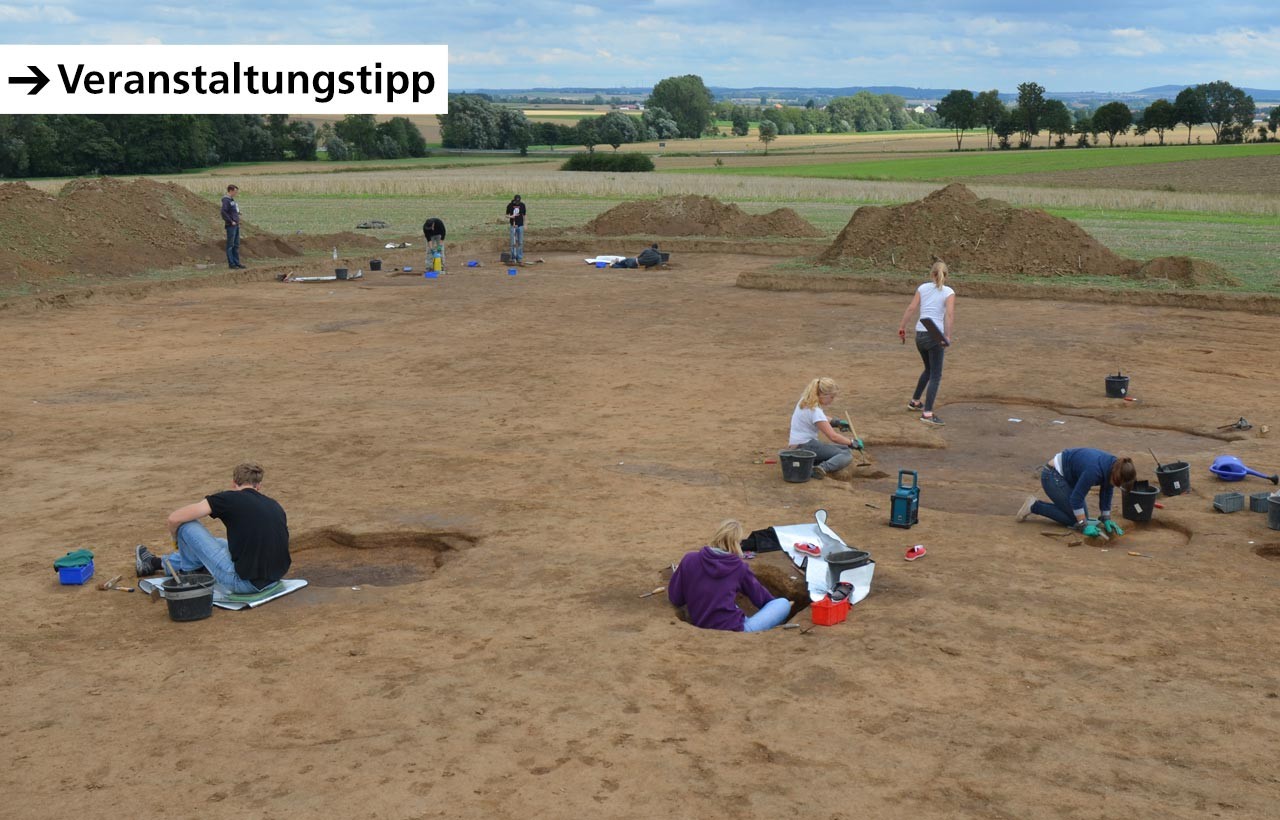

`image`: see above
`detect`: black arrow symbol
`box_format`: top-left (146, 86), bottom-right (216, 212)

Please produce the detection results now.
top-left (8, 65), bottom-right (49, 96)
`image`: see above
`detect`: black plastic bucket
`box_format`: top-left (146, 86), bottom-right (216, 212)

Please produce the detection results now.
top-left (1122, 480), bottom-right (1159, 522)
top-left (826, 549), bottom-right (871, 572)
top-left (369, 259), bottom-right (382, 271)
top-left (1269, 496), bottom-right (1280, 531)
top-left (779, 449), bottom-right (816, 483)
top-left (1105, 373), bottom-right (1129, 398)
top-left (335, 268), bottom-right (349, 280)
top-left (1155, 461), bottom-right (1190, 496)
top-left (163, 573), bottom-right (215, 622)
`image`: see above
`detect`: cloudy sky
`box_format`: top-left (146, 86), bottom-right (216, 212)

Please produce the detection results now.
top-left (3, 1), bottom-right (1277, 92)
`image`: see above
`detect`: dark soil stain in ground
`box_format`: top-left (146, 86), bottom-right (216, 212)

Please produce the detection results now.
top-left (289, 527), bottom-right (477, 587)
top-left (1254, 545), bottom-right (1280, 561)
top-left (866, 402), bottom-right (1213, 519)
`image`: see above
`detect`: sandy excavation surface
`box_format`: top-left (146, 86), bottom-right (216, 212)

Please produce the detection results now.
top-left (3, 250), bottom-right (1280, 819)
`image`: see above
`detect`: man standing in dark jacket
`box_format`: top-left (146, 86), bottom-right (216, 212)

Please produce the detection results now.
top-left (221, 184), bottom-right (246, 269)
top-left (137, 462), bottom-right (290, 593)
top-left (505, 194), bottom-right (526, 265)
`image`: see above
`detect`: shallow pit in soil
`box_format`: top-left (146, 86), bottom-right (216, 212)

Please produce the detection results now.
top-left (289, 528), bottom-right (476, 587)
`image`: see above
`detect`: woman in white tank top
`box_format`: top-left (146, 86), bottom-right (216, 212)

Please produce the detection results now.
top-left (897, 259), bottom-right (956, 426)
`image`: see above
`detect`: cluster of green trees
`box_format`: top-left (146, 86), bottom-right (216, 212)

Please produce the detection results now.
top-left (439, 93), bottom-right (683, 153)
top-left (0, 114), bottom-right (319, 178)
top-left (936, 80), bottom-right (1262, 150)
top-left (319, 115), bottom-right (428, 161)
top-left (442, 74), bottom-right (943, 154)
top-left (716, 92), bottom-right (937, 136)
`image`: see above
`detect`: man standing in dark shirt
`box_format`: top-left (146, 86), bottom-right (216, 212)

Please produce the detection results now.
top-left (505, 194), bottom-right (527, 265)
top-left (137, 462), bottom-right (290, 592)
top-left (220, 185), bottom-right (246, 270)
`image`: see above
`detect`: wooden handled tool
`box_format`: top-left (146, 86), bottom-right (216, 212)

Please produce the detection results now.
top-left (97, 574), bottom-right (123, 591)
top-left (846, 411), bottom-right (871, 466)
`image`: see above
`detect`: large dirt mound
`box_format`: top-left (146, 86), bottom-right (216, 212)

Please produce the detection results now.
top-left (818, 183), bottom-right (1141, 277)
top-left (0, 177), bottom-right (381, 289)
top-left (583, 195), bottom-right (822, 238)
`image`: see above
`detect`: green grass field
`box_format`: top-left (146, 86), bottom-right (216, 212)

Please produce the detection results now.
top-left (671, 142), bottom-right (1280, 181)
top-left (227, 192), bottom-right (1277, 292)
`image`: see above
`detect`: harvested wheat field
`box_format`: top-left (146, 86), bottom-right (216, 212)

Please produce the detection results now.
top-left (2, 204), bottom-right (1279, 820)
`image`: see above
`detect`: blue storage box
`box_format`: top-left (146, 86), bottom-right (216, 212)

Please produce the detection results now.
top-left (58, 560), bottom-right (94, 585)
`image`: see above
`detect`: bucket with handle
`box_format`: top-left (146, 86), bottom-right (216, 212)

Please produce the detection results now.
top-left (779, 449), bottom-right (816, 483)
top-left (1105, 372), bottom-right (1129, 398)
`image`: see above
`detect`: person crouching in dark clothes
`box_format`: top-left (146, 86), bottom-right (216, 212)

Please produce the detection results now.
top-left (1015, 448), bottom-right (1137, 539)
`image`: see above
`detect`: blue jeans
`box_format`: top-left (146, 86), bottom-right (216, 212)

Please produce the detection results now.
top-left (163, 521), bottom-right (261, 593)
top-left (1031, 466), bottom-right (1079, 527)
top-left (426, 237), bottom-right (444, 270)
top-left (796, 438), bottom-right (853, 475)
top-left (743, 598), bottom-right (792, 632)
top-left (509, 225), bottom-right (524, 261)
top-left (913, 332), bottom-right (945, 412)
top-left (225, 225), bottom-right (241, 268)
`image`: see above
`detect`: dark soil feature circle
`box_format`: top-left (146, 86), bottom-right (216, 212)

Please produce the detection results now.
top-left (1253, 545), bottom-right (1280, 561)
top-left (289, 527), bottom-right (477, 587)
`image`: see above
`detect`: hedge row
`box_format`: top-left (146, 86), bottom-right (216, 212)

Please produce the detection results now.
top-left (560, 152), bottom-right (655, 172)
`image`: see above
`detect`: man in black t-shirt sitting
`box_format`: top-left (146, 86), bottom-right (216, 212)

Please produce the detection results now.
top-left (136, 462), bottom-right (290, 593)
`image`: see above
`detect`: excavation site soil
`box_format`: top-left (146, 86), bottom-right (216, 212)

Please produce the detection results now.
top-left (3, 187), bottom-right (1279, 820)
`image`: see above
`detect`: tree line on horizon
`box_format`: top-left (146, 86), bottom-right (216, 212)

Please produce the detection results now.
top-left (0, 113), bottom-right (428, 179)
top-left (438, 74), bottom-right (940, 152)
top-left (935, 81), bottom-right (1272, 150)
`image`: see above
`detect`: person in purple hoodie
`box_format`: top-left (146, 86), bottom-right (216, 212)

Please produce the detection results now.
top-left (668, 520), bottom-right (792, 632)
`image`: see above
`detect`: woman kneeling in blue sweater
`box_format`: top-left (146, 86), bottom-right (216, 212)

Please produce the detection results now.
top-left (668, 520), bottom-right (793, 632)
top-left (1016, 447), bottom-right (1137, 538)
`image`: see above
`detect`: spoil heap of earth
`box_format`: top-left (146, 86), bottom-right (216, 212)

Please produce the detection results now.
top-left (1132, 256), bottom-right (1238, 287)
top-left (583, 194), bottom-right (822, 238)
top-left (817, 182), bottom-right (1236, 285)
top-left (0, 177), bottom-right (382, 289)
top-left (819, 183), bottom-right (1137, 277)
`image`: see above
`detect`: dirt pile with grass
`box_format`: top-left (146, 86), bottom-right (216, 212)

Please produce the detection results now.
top-left (0, 177), bottom-right (381, 289)
top-left (1133, 256), bottom-right (1239, 287)
top-left (583, 194), bottom-right (822, 238)
top-left (819, 183), bottom-right (1141, 277)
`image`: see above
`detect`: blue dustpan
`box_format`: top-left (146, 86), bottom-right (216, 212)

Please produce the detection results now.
top-left (1210, 455), bottom-right (1279, 484)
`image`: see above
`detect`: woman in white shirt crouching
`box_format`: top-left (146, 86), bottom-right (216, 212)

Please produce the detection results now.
top-left (788, 377), bottom-right (859, 479)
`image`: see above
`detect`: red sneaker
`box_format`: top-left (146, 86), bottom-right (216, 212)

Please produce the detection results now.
top-left (794, 542), bottom-right (821, 557)
top-left (905, 545), bottom-right (927, 561)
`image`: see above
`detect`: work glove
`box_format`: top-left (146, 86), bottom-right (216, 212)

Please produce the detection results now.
top-left (1079, 520), bottom-right (1102, 539)
top-left (850, 438), bottom-right (864, 451)
top-left (1101, 519), bottom-right (1124, 536)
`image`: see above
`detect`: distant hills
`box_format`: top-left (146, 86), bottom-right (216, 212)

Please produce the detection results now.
top-left (463, 84), bottom-right (1280, 105)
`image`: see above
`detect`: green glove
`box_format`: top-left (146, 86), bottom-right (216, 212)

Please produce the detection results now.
top-left (1081, 522), bottom-right (1102, 538)
top-left (851, 438), bottom-right (864, 450)
top-left (1102, 519), bottom-right (1124, 536)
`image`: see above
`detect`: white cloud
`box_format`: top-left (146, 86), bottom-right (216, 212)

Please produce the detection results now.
top-left (0, 4), bottom-right (79, 23)
top-left (1039, 38), bottom-right (1082, 58)
top-left (1108, 27), bottom-right (1165, 57)
top-left (570, 4), bottom-right (601, 17)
